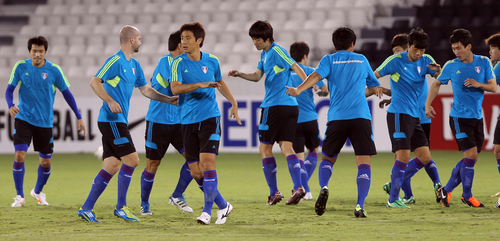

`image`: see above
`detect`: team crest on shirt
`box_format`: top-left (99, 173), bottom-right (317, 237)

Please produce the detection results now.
top-left (475, 66), bottom-right (480, 73)
top-left (132, 68), bottom-right (135, 75)
top-left (263, 57), bottom-right (267, 64)
top-left (202, 66), bottom-right (208, 74)
top-left (417, 66), bottom-right (421, 73)
top-left (42, 73), bottom-right (48, 79)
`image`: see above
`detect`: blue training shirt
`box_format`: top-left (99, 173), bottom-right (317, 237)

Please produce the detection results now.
top-left (494, 62), bottom-right (500, 86)
top-left (437, 55), bottom-right (495, 119)
top-left (145, 53), bottom-right (179, 125)
top-left (290, 63), bottom-right (325, 123)
top-left (171, 52), bottom-right (222, 125)
top-left (95, 49), bottom-right (148, 124)
top-left (377, 51), bottom-right (437, 118)
top-left (8, 59), bottom-right (70, 128)
top-left (257, 42), bottom-right (298, 108)
top-left (315, 51), bottom-right (380, 122)
top-left (418, 76), bottom-right (431, 124)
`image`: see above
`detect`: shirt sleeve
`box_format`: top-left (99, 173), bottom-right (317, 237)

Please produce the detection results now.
top-left (314, 55), bottom-right (331, 80)
top-left (494, 63), bottom-right (500, 86)
top-left (212, 55), bottom-right (223, 82)
top-left (95, 55), bottom-right (120, 81)
top-left (437, 61), bottom-right (452, 85)
top-left (364, 56), bottom-right (381, 88)
top-left (134, 61), bottom-right (147, 88)
top-left (170, 57), bottom-right (183, 83)
top-left (484, 57), bottom-right (495, 82)
top-left (52, 64), bottom-right (70, 92)
top-left (8, 61), bottom-right (23, 87)
top-left (375, 54), bottom-right (397, 77)
top-left (271, 46), bottom-right (296, 70)
top-left (257, 56), bottom-right (264, 72)
top-left (424, 55), bottom-right (437, 76)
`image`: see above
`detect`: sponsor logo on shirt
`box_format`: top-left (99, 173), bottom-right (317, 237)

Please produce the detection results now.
top-left (202, 66), bottom-right (208, 74)
top-left (42, 73), bottom-right (48, 79)
top-left (456, 70), bottom-right (461, 74)
top-left (331, 60), bottom-right (363, 64)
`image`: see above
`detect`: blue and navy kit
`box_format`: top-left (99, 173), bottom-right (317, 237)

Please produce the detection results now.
top-left (377, 51), bottom-right (437, 118)
top-left (290, 63), bottom-right (325, 123)
top-left (95, 49), bottom-right (148, 124)
top-left (257, 42), bottom-right (298, 108)
top-left (315, 51), bottom-right (380, 122)
top-left (146, 53), bottom-right (179, 125)
top-left (171, 52), bottom-right (222, 124)
top-left (437, 55), bottom-right (495, 119)
top-left (8, 59), bottom-right (70, 128)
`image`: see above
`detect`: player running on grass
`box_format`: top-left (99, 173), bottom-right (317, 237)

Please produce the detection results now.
top-left (228, 20), bottom-right (308, 206)
top-left (427, 29), bottom-right (496, 208)
top-left (78, 26), bottom-right (178, 223)
top-left (8, 35), bottom-right (85, 208)
top-left (286, 27), bottom-right (382, 218)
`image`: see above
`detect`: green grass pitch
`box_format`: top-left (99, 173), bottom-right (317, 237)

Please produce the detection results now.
top-left (1, 151), bottom-right (499, 240)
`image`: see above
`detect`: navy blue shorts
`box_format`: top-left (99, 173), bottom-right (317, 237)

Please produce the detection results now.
top-left (387, 113), bottom-right (428, 152)
top-left (98, 122), bottom-right (136, 160)
top-left (14, 119), bottom-right (53, 154)
top-left (145, 121), bottom-right (183, 160)
top-left (293, 120), bottom-right (320, 153)
top-left (449, 117), bottom-right (483, 153)
top-left (181, 117), bottom-right (220, 163)
top-left (259, 105), bottom-right (298, 145)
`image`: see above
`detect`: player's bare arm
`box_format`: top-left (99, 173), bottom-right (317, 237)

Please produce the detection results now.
top-left (170, 81), bottom-right (220, 95)
top-left (317, 84), bottom-right (329, 97)
top-left (228, 69), bottom-right (263, 82)
top-left (464, 78), bottom-right (497, 92)
top-left (425, 80), bottom-right (443, 119)
top-left (138, 84), bottom-right (179, 105)
top-left (286, 72), bottom-right (322, 97)
top-left (427, 62), bottom-right (442, 78)
top-left (90, 76), bottom-right (122, 113)
top-left (217, 79), bottom-right (242, 125)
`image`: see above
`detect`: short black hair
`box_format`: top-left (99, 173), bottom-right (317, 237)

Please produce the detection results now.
top-left (180, 21), bottom-right (205, 48)
top-left (450, 28), bottom-right (472, 48)
top-left (168, 30), bottom-right (181, 51)
top-left (28, 35), bottom-right (48, 52)
top-left (290, 41), bottom-right (309, 62)
top-left (485, 33), bottom-right (500, 48)
top-left (408, 28), bottom-right (429, 49)
top-left (332, 27), bottom-right (356, 51)
top-left (391, 33), bottom-right (408, 50)
top-left (249, 20), bottom-right (274, 43)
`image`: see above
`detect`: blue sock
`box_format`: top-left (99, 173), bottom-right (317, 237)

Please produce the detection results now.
top-left (497, 159), bottom-right (500, 175)
top-left (82, 169), bottom-right (113, 210)
top-left (424, 160), bottom-right (441, 185)
top-left (34, 165), bottom-right (51, 194)
top-left (202, 170), bottom-right (218, 215)
top-left (356, 164), bottom-right (371, 209)
top-left (116, 164), bottom-right (135, 209)
top-left (140, 169), bottom-right (155, 205)
top-left (460, 158), bottom-right (476, 200)
top-left (304, 152), bottom-right (318, 181)
top-left (172, 163), bottom-right (193, 198)
top-left (444, 160), bottom-right (462, 193)
top-left (286, 154), bottom-right (302, 190)
top-left (13, 161), bottom-right (25, 197)
top-left (196, 177), bottom-right (227, 210)
top-left (402, 158), bottom-right (424, 199)
top-left (318, 159), bottom-right (334, 188)
top-left (262, 157), bottom-right (278, 196)
top-left (300, 160), bottom-right (310, 193)
top-left (389, 160), bottom-right (407, 203)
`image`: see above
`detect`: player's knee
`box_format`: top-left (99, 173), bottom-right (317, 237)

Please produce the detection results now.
top-left (146, 159), bottom-right (161, 173)
top-left (14, 151), bottom-right (26, 162)
top-left (190, 170), bottom-right (203, 180)
top-left (39, 158), bottom-right (51, 167)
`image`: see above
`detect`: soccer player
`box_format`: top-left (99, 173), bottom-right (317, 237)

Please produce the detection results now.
top-left (78, 26), bottom-right (178, 223)
top-left (485, 32), bottom-right (500, 208)
top-left (170, 21), bottom-right (239, 225)
top-left (427, 29), bottom-right (497, 208)
top-left (7, 36), bottom-right (85, 208)
top-left (379, 33), bottom-right (442, 204)
top-left (140, 30), bottom-right (194, 215)
top-left (374, 28), bottom-right (441, 208)
top-left (288, 41), bottom-right (329, 200)
top-left (286, 27), bottom-right (382, 218)
top-left (228, 20), bottom-right (308, 205)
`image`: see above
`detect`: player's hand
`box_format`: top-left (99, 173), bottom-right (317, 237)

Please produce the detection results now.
top-left (425, 105), bottom-right (436, 119)
top-left (427, 62), bottom-right (441, 72)
top-left (370, 86), bottom-right (383, 98)
top-left (313, 85), bottom-right (319, 92)
top-left (198, 82), bottom-right (220, 89)
top-left (108, 100), bottom-right (122, 113)
top-left (166, 96), bottom-right (179, 106)
top-left (285, 86), bottom-right (300, 97)
top-left (381, 86), bottom-right (391, 96)
top-left (77, 119), bottom-right (86, 136)
top-left (379, 99), bottom-right (391, 109)
top-left (316, 91), bottom-right (328, 97)
top-left (9, 106), bottom-right (20, 117)
top-left (229, 105), bottom-right (242, 125)
top-left (464, 78), bottom-right (480, 88)
top-left (227, 70), bottom-right (240, 77)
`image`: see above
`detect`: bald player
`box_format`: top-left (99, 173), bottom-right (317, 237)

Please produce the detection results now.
top-left (78, 26), bottom-right (178, 223)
